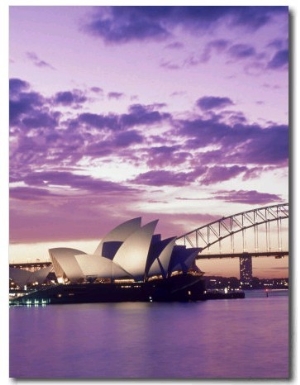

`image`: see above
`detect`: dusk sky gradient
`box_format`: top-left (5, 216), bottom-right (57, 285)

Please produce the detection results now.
top-left (7, 4), bottom-right (290, 278)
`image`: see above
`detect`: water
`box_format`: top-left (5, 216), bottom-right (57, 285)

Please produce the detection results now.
top-left (9, 290), bottom-right (289, 379)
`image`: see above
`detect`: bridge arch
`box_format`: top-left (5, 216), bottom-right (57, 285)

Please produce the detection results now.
top-left (176, 203), bottom-right (289, 255)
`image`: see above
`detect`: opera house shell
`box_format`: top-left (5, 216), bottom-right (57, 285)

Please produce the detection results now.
top-left (10, 218), bottom-right (206, 304)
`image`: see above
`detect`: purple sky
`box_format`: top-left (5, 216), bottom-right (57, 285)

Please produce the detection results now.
top-left (8, 5), bottom-right (289, 276)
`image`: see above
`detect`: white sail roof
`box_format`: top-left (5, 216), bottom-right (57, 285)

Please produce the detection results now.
top-left (148, 237), bottom-right (177, 278)
top-left (75, 254), bottom-right (131, 279)
top-left (113, 220), bottom-right (158, 279)
top-left (40, 218), bottom-right (201, 284)
top-left (49, 247), bottom-right (86, 283)
top-left (94, 217), bottom-right (141, 258)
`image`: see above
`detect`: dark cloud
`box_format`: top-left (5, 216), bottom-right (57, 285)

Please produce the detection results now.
top-left (227, 43), bottom-right (256, 59)
top-left (176, 115), bottom-right (289, 166)
top-left (76, 112), bottom-right (118, 130)
top-left (82, 6), bottom-right (287, 44)
top-left (53, 90), bottom-right (87, 106)
top-left (208, 39), bottom-right (229, 50)
top-left (9, 78), bottom-right (30, 98)
top-left (130, 170), bottom-right (196, 187)
top-left (213, 190), bottom-right (283, 204)
top-left (83, 7), bottom-right (170, 44)
top-left (199, 38), bottom-right (288, 72)
top-left (196, 96), bottom-right (234, 111)
top-left (9, 79), bottom-right (45, 126)
top-left (266, 39), bottom-right (286, 50)
top-left (10, 186), bottom-right (60, 201)
top-left (223, 111), bottom-right (247, 126)
top-left (9, 80), bottom-right (174, 182)
top-left (267, 49), bottom-right (289, 69)
top-left (120, 104), bottom-right (171, 127)
top-left (113, 130), bottom-right (144, 147)
top-left (9, 78), bottom-right (288, 198)
top-left (74, 104), bottom-right (170, 132)
top-left (227, 125), bottom-right (289, 165)
top-left (12, 171), bottom-right (137, 195)
top-left (176, 117), bottom-right (230, 148)
top-left (200, 39), bottom-right (230, 62)
top-left (21, 111), bottom-right (60, 130)
top-left (185, 41), bottom-right (257, 68)
top-left (146, 146), bottom-right (192, 168)
top-left (201, 165), bottom-right (248, 185)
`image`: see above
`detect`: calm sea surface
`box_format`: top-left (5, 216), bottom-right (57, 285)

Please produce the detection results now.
top-left (9, 290), bottom-right (290, 379)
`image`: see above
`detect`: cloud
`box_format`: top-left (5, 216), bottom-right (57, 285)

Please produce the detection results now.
top-left (196, 96), bottom-right (234, 111)
top-left (130, 170), bottom-right (196, 187)
top-left (76, 112), bottom-right (118, 130)
top-left (73, 103), bottom-right (170, 132)
top-left (9, 79), bottom-right (175, 183)
top-left (9, 172), bottom-right (144, 244)
top-left (213, 189), bottom-right (283, 205)
top-left (9, 78), bottom-right (30, 97)
top-left (9, 79), bottom-right (46, 127)
top-left (9, 77), bottom-right (288, 217)
top-left (227, 43), bottom-right (256, 59)
top-left (113, 130), bottom-right (144, 147)
top-left (82, 6), bottom-right (287, 44)
top-left (9, 194), bottom-right (138, 243)
top-left (146, 146), bottom-right (192, 168)
top-left (90, 86), bottom-right (104, 94)
top-left (82, 7), bottom-right (170, 44)
top-left (200, 165), bottom-right (248, 185)
top-left (267, 49), bottom-right (288, 69)
top-left (176, 114), bottom-right (289, 167)
top-left (165, 41), bottom-right (184, 50)
top-left (226, 124), bottom-right (289, 165)
top-left (160, 60), bottom-right (181, 70)
top-left (10, 186), bottom-right (60, 201)
top-left (108, 92), bottom-right (124, 100)
top-left (26, 52), bottom-right (55, 70)
top-left (53, 90), bottom-right (87, 106)
top-left (21, 111), bottom-right (59, 130)
top-left (12, 171), bottom-right (138, 195)
top-left (196, 38), bottom-right (288, 74)
top-left (120, 104), bottom-right (171, 127)
top-left (200, 39), bottom-right (230, 62)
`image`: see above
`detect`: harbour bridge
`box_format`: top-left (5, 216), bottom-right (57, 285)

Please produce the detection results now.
top-left (176, 202), bottom-right (289, 261)
top-left (10, 203), bottom-right (289, 277)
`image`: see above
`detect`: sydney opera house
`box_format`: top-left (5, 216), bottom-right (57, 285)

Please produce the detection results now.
top-left (9, 218), bottom-right (206, 304)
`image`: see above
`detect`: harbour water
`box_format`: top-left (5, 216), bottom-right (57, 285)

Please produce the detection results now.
top-left (9, 290), bottom-right (289, 379)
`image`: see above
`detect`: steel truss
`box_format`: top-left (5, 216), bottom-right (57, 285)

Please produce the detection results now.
top-left (176, 203), bottom-right (289, 253)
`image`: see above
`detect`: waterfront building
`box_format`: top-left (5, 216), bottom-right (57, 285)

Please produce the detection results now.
top-left (239, 253), bottom-right (253, 287)
top-left (9, 218), bottom-right (208, 304)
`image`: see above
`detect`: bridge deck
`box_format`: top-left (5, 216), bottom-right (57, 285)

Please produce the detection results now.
top-left (196, 251), bottom-right (288, 259)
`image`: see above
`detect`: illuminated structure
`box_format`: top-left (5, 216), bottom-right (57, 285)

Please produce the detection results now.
top-left (48, 218), bottom-right (201, 283)
top-left (9, 265), bottom-right (53, 288)
top-left (239, 253), bottom-right (253, 286)
top-left (10, 218), bottom-right (206, 304)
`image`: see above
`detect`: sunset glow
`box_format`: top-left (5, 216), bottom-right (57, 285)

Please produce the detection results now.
top-left (8, 5), bottom-right (289, 278)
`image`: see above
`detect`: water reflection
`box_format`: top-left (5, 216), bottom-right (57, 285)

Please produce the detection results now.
top-left (10, 294), bottom-right (289, 379)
